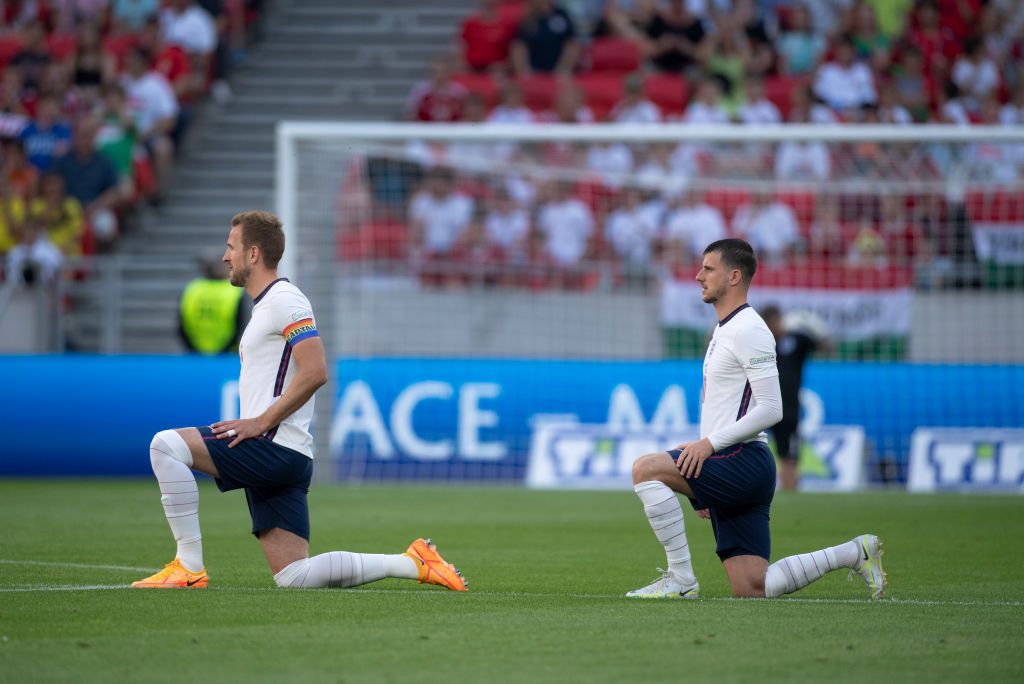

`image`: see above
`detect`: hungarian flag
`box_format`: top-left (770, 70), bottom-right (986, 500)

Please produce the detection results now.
top-left (968, 190), bottom-right (1024, 266)
top-left (661, 261), bottom-right (914, 344)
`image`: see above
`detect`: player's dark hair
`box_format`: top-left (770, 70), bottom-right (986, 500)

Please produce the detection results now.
top-left (232, 210), bottom-right (285, 269)
top-left (704, 238), bottom-right (757, 284)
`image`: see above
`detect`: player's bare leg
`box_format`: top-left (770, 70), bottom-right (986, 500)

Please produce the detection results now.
top-left (259, 527), bottom-right (309, 575)
top-left (723, 555), bottom-right (768, 597)
top-left (132, 427), bottom-right (214, 588)
top-left (626, 453), bottom-right (700, 598)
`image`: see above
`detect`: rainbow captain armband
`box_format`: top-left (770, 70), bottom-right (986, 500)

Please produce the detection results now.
top-left (283, 318), bottom-right (319, 346)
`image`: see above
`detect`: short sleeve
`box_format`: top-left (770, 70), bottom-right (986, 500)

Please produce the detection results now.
top-left (268, 289), bottom-right (320, 348)
top-left (733, 323), bottom-right (779, 382)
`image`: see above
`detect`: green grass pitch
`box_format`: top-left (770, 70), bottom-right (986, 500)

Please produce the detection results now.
top-left (1, 479), bottom-right (1022, 683)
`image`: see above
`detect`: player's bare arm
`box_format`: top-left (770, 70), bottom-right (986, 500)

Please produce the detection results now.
top-left (211, 336), bottom-right (327, 448)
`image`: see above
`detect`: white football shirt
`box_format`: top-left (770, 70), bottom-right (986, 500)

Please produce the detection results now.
top-left (238, 279), bottom-right (319, 458)
top-left (701, 305), bottom-right (779, 447)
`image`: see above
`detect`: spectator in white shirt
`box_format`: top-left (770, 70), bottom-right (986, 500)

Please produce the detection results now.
top-left (737, 75), bottom-right (781, 125)
top-left (674, 76), bottom-right (729, 173)
top-left (876, 87), bottom-right (912, 125)
top-left (789, 83), bottom-right (840, 125)
top-left (410, 167), bottom-right (475, 259)
top-left (952, 37), bottom-right (1000, 114)
top-left (735, 76), bottom-right (781, 173)
top-left (775, 141), bottom-right (830, 181)
top-left (965, 96), bottom-right (1020, 182)
top-left (999, 83), bottom-right (1024, 125)
top-left (634, 143), bottom-right (678, 191)
top-left (487, 81), bottom-right (536, 123)
top-left (663, 186), bottom-right (727, 259)
top-left (605, 186), bottom-right (661, 268)
top-left (120, 46), bottom-right (179, 197)
top-left (484, 186), bottom-right (530, 258)
top-left (731, 191), bottom-right (801, 263)
top-left (539, 84), bottom-right (594, 123)
top-left (161, 0), bottom-right (217, 57)
top-left (610, 72), bottom-right (662, 124)
top-left (537, 180), bottom-right (594, 268)
top-left (813, 36), bottom-right (876, 115)
top-left (939, 82), bottom-right (971, 126)
top-left (446, 93), bottom-right (499, 171)
top-left (586, 142), bottom-right (633, 188)
top-left (681, 76), bottom-right (730, 124)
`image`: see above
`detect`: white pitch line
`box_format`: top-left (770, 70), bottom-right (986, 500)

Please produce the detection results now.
top-left (1, 561), bottom-right (1021, 608)
top-left (2, 585), bottom-right (1020, 606)
top-left (0, 584), bottom-right (128, 593)
top-left (0, 559), bottom-right (158, 573)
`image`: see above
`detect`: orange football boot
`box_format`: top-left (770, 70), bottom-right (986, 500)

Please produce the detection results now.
top-left (404, 538), bottom-right (468, 592)
top-left (131, 559), bottom-right (208, 589)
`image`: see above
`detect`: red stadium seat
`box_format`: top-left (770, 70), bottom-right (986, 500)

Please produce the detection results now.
top-left (515, 74), bottom-right (559, 111)
top-left (452, 72), bottom-right (499, 108)
top-left (966, 190), bottom-right (1024, 222)
top-left (0, 35), bottom-right (24, 67)
top-left (644, 73), bottom-right (688, 118)
top-left (103, 33), bottom-right (139, 70)
top-left (589, 38), bottom-right (641, 73)
top-left (703, 186), bottom-right (750, 224)
top-left (46, 33), bottom-right (77, 60)
top-left (575, 72), bottom-right (624, 122)
top-left (763, 75), bottom-right (810, 120)
top-left (339, 221), bottom-right (409, 261)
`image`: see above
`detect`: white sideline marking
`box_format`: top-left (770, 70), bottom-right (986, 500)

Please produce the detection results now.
top-left (1, 561), bottom-right (1021, 607)
top-left (8, 582), bottom-right (1020, 608)
top-left (0, 559), bottom-right (157, 573)
top-left (0, 584), bottom-right (128, 593)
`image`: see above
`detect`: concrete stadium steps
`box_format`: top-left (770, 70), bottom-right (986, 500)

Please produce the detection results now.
top-left (68, 0), bottom-right (466, 351)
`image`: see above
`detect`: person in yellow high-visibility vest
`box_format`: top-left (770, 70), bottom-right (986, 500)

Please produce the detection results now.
top-left (178, 251), bottom-right (250, 354)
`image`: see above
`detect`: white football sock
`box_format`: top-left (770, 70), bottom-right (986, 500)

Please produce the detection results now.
top-left (273, 552), bottom-right (418, 588)
top-left (634, 480), bottom-right (697, 586)
top-left (150, 430), bottom-right (203, 572)
top-left (764, 539), bottom-right (860, 598)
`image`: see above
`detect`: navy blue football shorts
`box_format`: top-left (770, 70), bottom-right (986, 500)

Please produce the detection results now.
top-left (668, 441), bottom-right (776, 561)
top-left (198, 425), bottom-right (314, 541)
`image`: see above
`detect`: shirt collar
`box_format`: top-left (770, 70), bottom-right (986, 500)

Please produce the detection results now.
top-left (253, 277), bottom-right (288, 304)
top-left (718, 303), bottom-right (750, 326)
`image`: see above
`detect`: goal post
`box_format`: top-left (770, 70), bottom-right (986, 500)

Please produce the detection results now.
top-left (276, 122), bottom-right (1024, 489)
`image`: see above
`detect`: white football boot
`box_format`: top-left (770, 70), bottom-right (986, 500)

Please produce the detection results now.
top-left (849, 534), bottom-right (887, 599)
top-left (626, 569), bottom-right (700, 599)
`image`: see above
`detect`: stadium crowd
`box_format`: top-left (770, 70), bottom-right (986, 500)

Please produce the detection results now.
top-left (368, 0), bottom-right (1023, 291)
top-left (0, 0), bottom-right (261, 285)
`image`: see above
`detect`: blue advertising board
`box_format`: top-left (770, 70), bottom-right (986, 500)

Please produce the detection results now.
top-left (1, 356), bottom-right (1021, 480)
top-left (0, 355), bottom-right (240, 476)
top-left (330, 358), bottom-right (1024, 482)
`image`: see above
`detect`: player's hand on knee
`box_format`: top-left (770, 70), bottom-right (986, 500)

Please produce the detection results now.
top-left (696, 508), bottom-right (711, 520)
top-left (210, 417), bottom-right (269, 448)
top-left (676, 438), bottom-right (714, 478)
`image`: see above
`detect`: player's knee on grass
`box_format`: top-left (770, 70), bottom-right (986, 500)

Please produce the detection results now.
top-left (151, 429), bottom-right (193, 468)
top-left (723, 555), bottom-right (768, 598)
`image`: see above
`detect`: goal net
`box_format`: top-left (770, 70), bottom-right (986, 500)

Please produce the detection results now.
top-left (278, 123), bottom-right (1024, 490)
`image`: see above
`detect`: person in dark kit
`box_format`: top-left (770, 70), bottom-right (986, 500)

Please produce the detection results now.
top-left (178, 249), bottom-right (251, 354)
top-left (760, 305), bottom-right (827, 491)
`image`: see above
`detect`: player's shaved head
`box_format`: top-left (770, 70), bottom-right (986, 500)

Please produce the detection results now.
top-left (232, 210), bottom-right (285, 269)
top-left (704, 238), bottom-right (757, 285)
